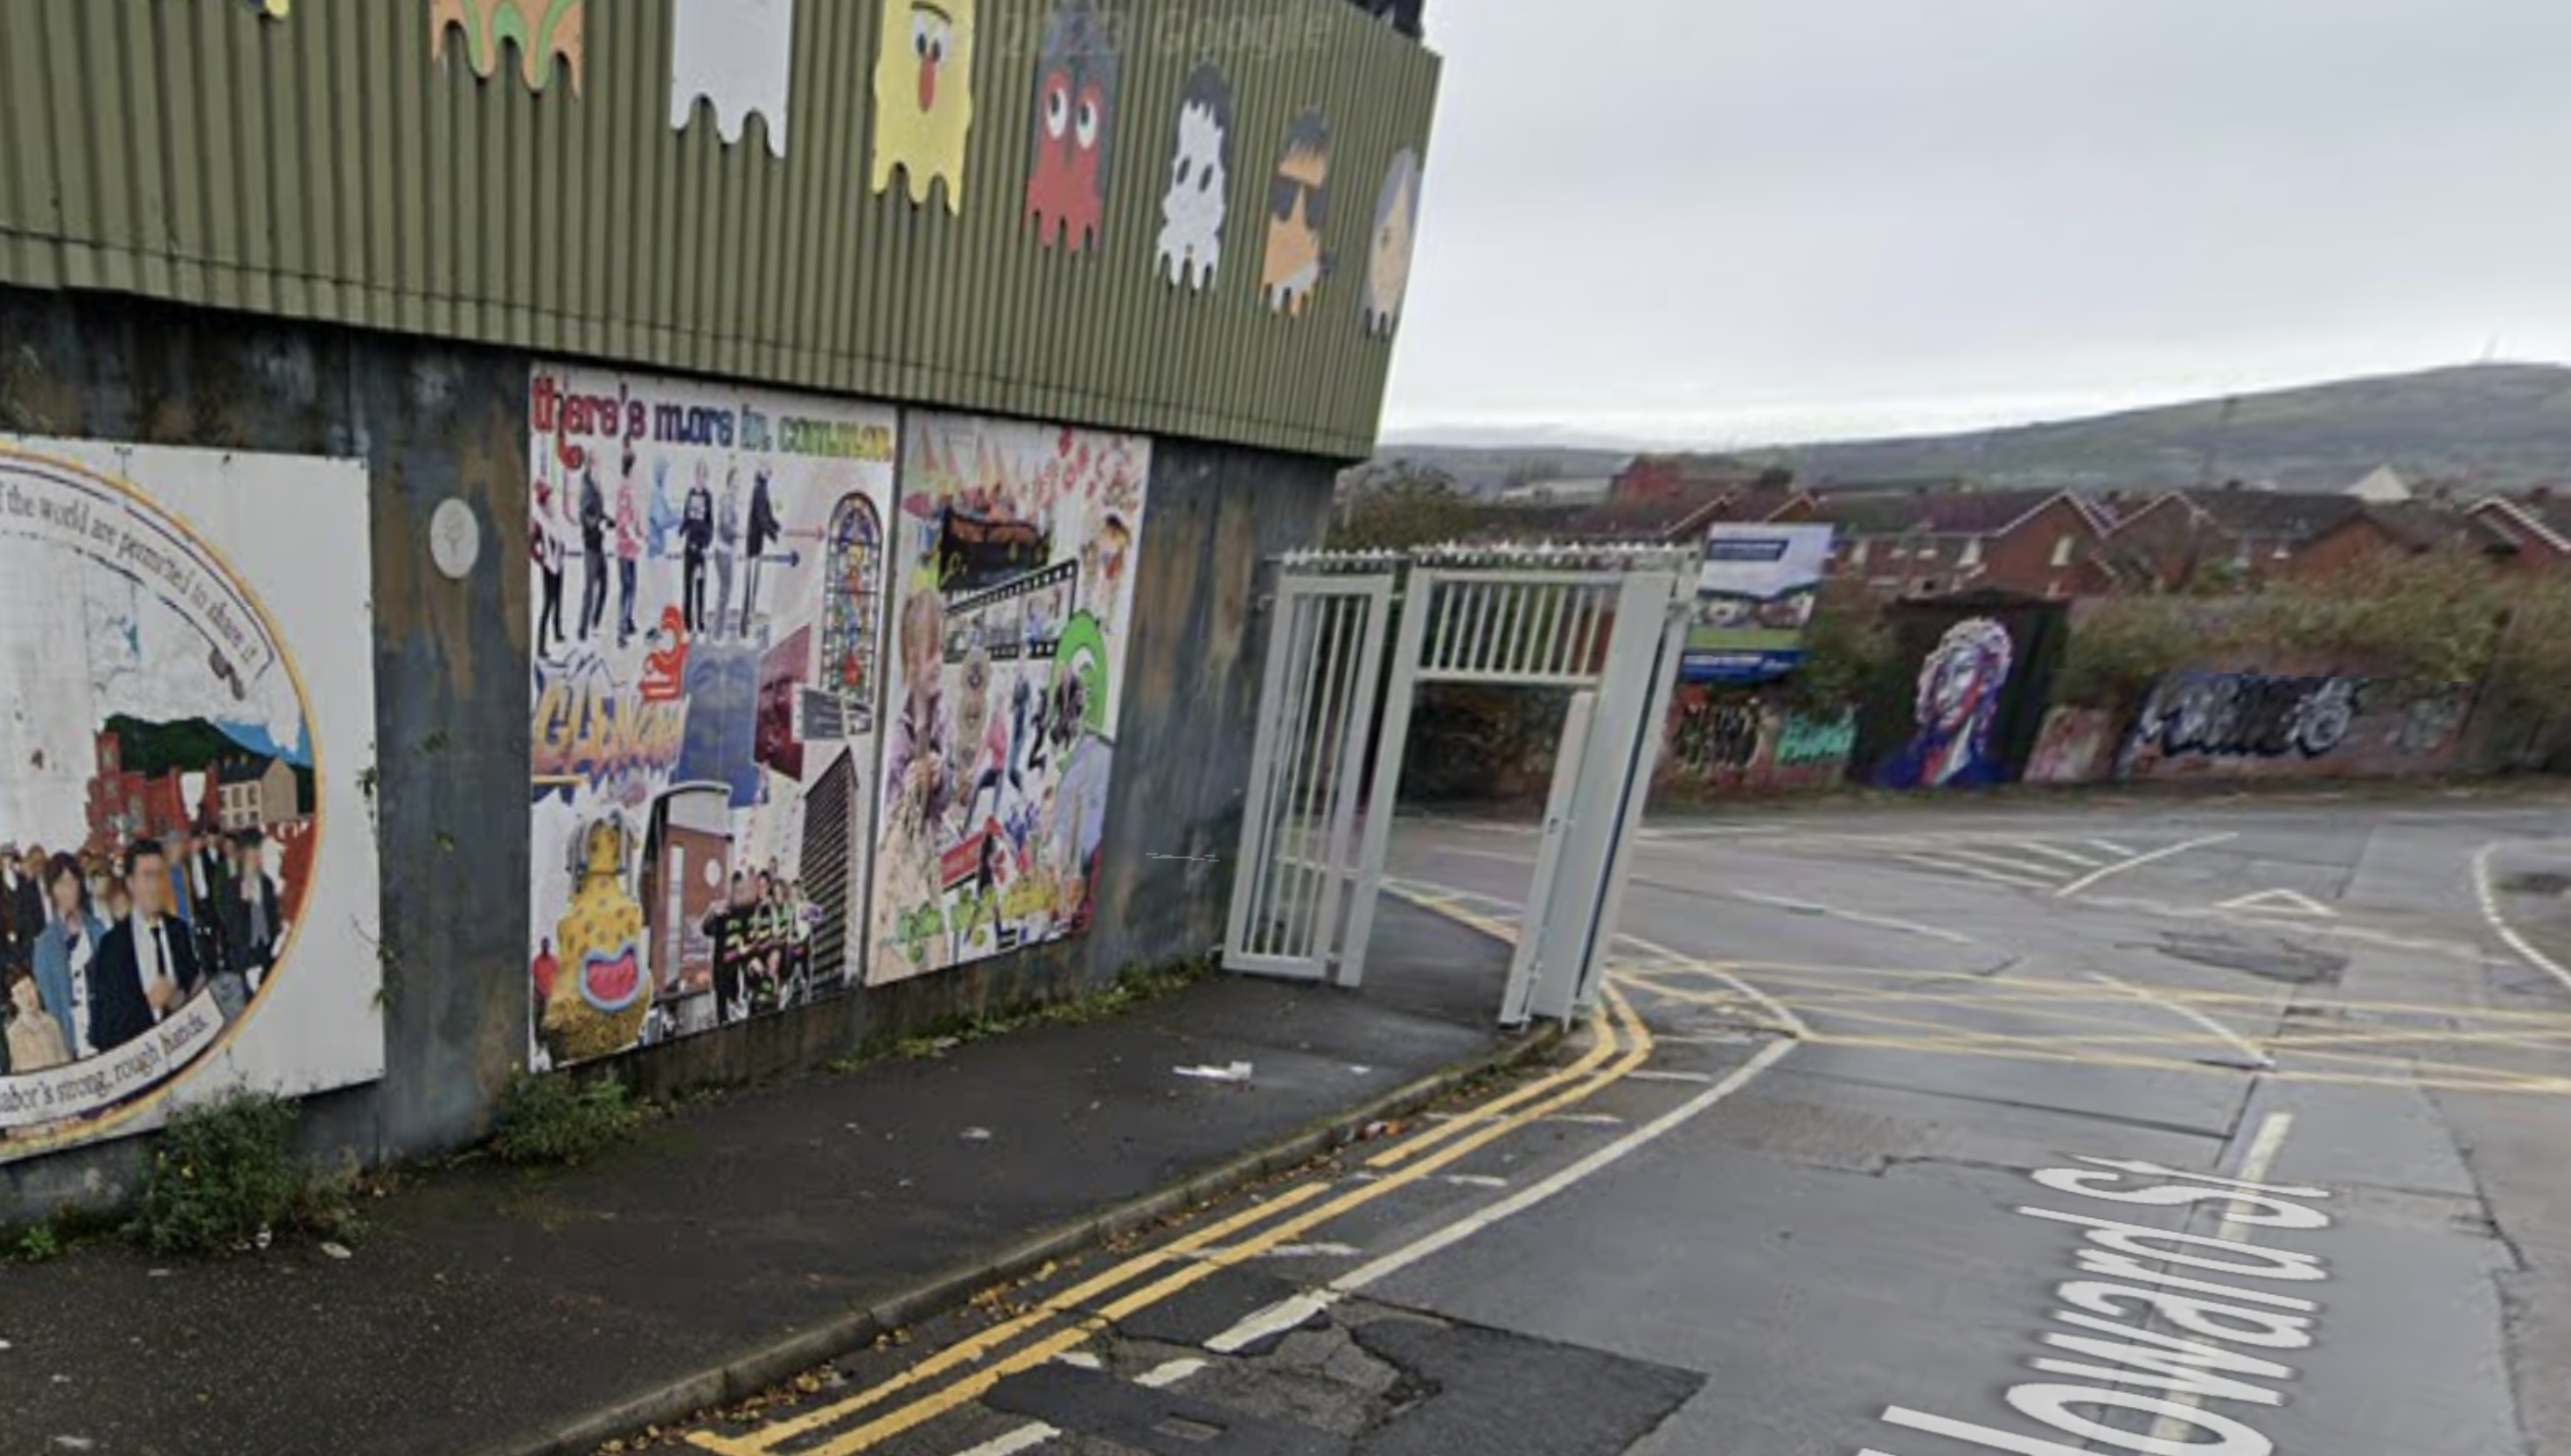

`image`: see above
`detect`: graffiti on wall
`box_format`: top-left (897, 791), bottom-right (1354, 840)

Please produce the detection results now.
top-left (2120, 671), bottom-right (2475, 781)
top-left (671, 0), bottom-right (797, 154)
top-left (2026, 707), bottom-right (2114, 785)
top-left (527, 366), bottom-right (896, 1069)
top-left (1154, 65), bottom-right (1235, 290)
top-left (0, 441), bottom-right (382, 1162)
top-left (873, 0), bottom-right (978, 212)
top-left (1662, 692), bottom-right (1853, 795)
top-left (867, 415), bottom-right (1150, 986)
top-left (432, 0), bottom-right (586, 95)
top-left (1877, 619), bottom-right (2016, 791)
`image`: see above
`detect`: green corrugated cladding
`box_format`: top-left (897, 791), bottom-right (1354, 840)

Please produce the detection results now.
top-left (0, 0), bottom-right (1439, 460)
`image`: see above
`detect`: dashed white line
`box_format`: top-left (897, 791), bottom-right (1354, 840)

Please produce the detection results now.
top-left (1206, 1292), bottom-right (1342, 1355)
top-left (2144, 1113), bottom-right (2297, 1448)
top-left (2055, 832), bottom-right (2238, 899)
top-left (958, 1422), bottom-right (1061, 1456)
top-left (1136, 1358), bottom-right (1209, 1389)
top-left (2470, 842), bottom-right (2571, 995)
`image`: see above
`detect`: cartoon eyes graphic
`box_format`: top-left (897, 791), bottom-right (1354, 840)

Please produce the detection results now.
top-left (1044, 79), bottom-right (1071, 139)
top-left (1075, 89), bottom-right (1102, 150)
top-left (911, 15), bottom-right (949, 64)
top-left (1175, 158), bottom-right (1191, 185)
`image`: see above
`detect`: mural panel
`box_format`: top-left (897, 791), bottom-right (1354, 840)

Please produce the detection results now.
top-left (1660, 691), bottom-right (1853, 796)
top-left (527, 366), bottom-right (895, 1069)
top-left (1154, 65), bottom-right (1235, 291)
top-left (1260, 109), bottom-right (1334, 317)
top-left (431, 0), bottom-right (586, 94)
top-left (1861, 596), bottom-right (2067, 791)
top-left (868, 415), bottom-right (1150, 986)
top-left (1023, 0), bottom-right (1122, 254)
top-left (2117, 671), bottom-right (2475, 783)
top-left (0, 440), bottom-right (381, 1163)
top-left (671, 0), bottom-right (797, 155)
top-left (2026, 707), bottom-right (2115, 785)
top-left (1362, 149), bottom-right (1423, 337)
top-left (1683, 524), bottom-right (1835, 686)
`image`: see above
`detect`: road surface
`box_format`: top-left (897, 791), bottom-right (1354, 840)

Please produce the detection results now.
top-left (667, 793), bottom-right (2571, 1456)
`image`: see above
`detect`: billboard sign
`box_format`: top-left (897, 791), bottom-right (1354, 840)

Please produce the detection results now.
top-left (1681, 524), bottom-right (1836, 685)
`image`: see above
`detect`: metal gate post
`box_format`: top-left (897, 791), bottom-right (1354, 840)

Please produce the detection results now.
top-left (1223, 571), bottom-right (1323, 977)
top-left (1501, 689), bottom-right (1596, 1028)
top-left (1526, 569), bottom-right (1681, 1024)
top-left (1338, 561), bottom-right (1434, 990)
top-left (1569, 570), bottom-right (1690, 1014)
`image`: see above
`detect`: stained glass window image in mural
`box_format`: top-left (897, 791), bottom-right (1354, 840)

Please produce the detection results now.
top-left (813, 493), bottom-right (887, 742)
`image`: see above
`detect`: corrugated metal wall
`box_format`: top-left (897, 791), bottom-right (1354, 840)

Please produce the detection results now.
top-left (0, 0), bottom-right (1439, 460)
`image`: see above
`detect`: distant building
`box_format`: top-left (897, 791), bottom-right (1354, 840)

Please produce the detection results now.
top-left (2468, 488), bottom-right (2571, 572)
top-left (1496, 477), bottom-right (1613, 506)
top-left (2279, 503), bottom-right (2518, 582)
top-left (2100, 487), bottom-right (2370, 591)
top-left (2345, 466), bottom-right (2415, 504)
top-left (84, 729), bottom-right (203, 852)
top-left (1817, 488), bottom-right (2115, 600)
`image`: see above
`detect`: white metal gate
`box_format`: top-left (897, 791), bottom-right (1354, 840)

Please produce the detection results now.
top-left (1225, 546), bottom-right (1692, 1025)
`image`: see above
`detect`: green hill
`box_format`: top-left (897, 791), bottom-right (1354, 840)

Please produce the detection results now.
top-left (1759, 364), bottom-right (2571, 493)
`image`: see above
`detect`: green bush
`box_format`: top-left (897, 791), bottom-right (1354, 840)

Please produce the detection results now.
top-left (128, 1090), bottom-right (356, 1256)
top-left (491, 1073), bottom-right (644, 1167)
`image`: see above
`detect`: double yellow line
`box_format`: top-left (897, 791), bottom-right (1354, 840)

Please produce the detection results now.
top-left (691, 986), bottom-right (1657, 1456)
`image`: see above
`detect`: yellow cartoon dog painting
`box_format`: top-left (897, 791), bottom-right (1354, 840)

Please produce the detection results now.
top-left (872, 0), bottom-right (977, 212)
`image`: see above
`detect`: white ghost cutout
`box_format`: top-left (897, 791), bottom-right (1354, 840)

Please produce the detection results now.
top-left (671, 0), bottom-right (797, 157)
top-left (1154, 79), bottom-right (1231, 290)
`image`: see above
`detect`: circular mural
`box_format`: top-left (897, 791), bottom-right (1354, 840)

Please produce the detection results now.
top-left (0, 449), bottom-right (319, 1154)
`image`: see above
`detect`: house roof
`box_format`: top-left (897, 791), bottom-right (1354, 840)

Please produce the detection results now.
top-left (2161, 488), bottom-right (2367, 540)
top-left (217, 757), bottom-right (277, 786)
top-left (2335, 503), bottom-right (2518, 554)
top-left (1810, 487), bottom-right (2101, 539)
top-left (1549, 484), bottom-right (1811, 543)
top-left (2472, 492), bottom-right (2571, 552)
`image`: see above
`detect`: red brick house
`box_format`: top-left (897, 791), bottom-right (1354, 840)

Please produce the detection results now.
top-left (2468, 490), bottom-right (2571, 571)
top-left (2277, 503), bottom-right (2519, 582)
top-left (84, 729), bottom-right (216, 853)
top-left (1817, 488), bottom-right (2115, 599)
top-left (2098, 488), bottom-right (2370, 591)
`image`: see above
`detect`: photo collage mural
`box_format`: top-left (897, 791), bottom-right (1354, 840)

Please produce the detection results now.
top-left (526, 378), bottom-right (1153, 1065)
top-left (0, 438), bottom-right (383, 1162)
top-left (527, 366), bottom-right (898, 1069)
top-left (868, 416), bottom-right (1150, 986)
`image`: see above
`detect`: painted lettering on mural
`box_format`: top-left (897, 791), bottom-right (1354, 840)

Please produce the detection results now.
top-left (528, 365), bottom-right (895, 1070)
top-left (0, 442), bottom-right (380, 1165)
top-left (868, 415), bottom-right (1150, 986)
top-left (2131, 672), bottom-right (2364, 761)
top-left (2395, 686), bottom-right (2472, 757)
top-left (1773, 711), bottom-right (1856, 770)
top-left (1672, 700), bottom-right (1762, 775)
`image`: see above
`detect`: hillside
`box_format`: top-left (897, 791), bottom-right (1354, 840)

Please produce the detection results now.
top-left (1380, 364), bottom-right (2571, 495)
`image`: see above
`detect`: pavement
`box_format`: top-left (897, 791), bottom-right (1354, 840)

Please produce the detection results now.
top-left (0, 902), bottom-right (1543, 1456)
top-left (610, 790), bottom-right (2571, 1456)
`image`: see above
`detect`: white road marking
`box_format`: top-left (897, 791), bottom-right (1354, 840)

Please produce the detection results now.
top-left (2470, 842), bottom-right (2571, 995)
top-left (1444, 1174), bottom-right (1509, 1188)
top-left (1627, 1069), bottom-right (1720, 1084)
top-left (957, 1423), bottom-right (1060, 1456)
top-left (1897, 853), bottom-right (2059, 891)
top-left (1940, 846), bottom-right (2076, 880)
top-left (1054, 1352), bottom-right (1104, 1370)
top-left (1136, 1359), bottom-right (1208, 1389)
top-left (2087, 973), bottom-right (2275, 1071)
top-left (1723, 889), bottom-right (1978, 945)
top-left (2144, 1114), bottom-right (2298, 1449)
top-left (1547, 1113), bottom-right (1626, 1126)
top-left (1205, 1292), bottom-right (1342, 1354)
top-left (2087, 839), bottom-right (2137, 857)
top-left (2055, 832), bottom-right (2238, 899)
top-left (2004, 841), bottom-right (2107, 869)
top-left (1330, 1038), bottom-right (1799, 1296)
top-left (2217, 888), bottom-right (2337, 918)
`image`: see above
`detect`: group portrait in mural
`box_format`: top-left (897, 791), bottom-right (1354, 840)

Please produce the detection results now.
top-left (0, 442), bottom-right (380, 1161)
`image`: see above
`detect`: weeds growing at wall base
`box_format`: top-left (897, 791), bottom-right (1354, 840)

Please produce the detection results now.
top-left (127, 1090), bottom-right (359, 1256)
top-left (491, 1072), bottom-right (646, 1167)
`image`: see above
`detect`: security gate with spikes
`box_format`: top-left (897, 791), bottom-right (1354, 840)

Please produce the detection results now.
top-left (1223, 545), bottom-right (1694, 1026)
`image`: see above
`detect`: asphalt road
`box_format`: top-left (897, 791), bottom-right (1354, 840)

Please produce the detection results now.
top-left (667, 791), bottom-right (2571, 1456)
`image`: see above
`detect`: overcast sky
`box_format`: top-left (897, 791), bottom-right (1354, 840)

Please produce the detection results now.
top-left (1380, 0), bottom-right (2571, 447)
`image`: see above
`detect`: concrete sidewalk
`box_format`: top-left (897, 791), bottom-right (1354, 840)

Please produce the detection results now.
top-left (0, 904), bottom-right (1536, 1456)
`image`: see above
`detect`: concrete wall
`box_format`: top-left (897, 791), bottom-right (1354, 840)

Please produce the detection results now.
top-left (0, 286), bottom-right (1331, 1217)
top-left (2115, 669), bottom-right (2477, 784)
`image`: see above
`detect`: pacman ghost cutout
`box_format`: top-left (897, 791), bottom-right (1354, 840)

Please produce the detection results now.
top-left (1024, 0), bottom-right (1122, 253)
top-left (872, 0), bottom-right (976, 212)
top-left (671, 0), bottom-right (797, 157)
top-left (1362, 149), bottom-right (1423, 337)
top-left (430, 0), bottom-right (585, 95)
top-left (1153, 64), bottom-right (1233, 290)
top-left (1260, 108), bottom-right (1333, 317)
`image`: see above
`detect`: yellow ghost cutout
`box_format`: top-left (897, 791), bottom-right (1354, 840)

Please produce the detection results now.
top-left (872, 0), bottom-right (976, 212)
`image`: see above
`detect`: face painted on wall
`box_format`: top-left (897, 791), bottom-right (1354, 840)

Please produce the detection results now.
top-left (1024, 0), bottom-right (1120, 253)
top-left (1153, 64), bottom-right (1233, 290)
top-left (871, 0), bottom-right (976, 212)
top-left (1363, 150), bottom-right (1423, 338)
top-left (1261, 109), bottom-right (1333, 317)
top-left (1880, 617), bottom-right (2017, 791)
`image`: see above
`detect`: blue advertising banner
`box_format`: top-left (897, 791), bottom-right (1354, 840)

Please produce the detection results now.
top-left (1680, 524), bottom-right (1836, 685)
